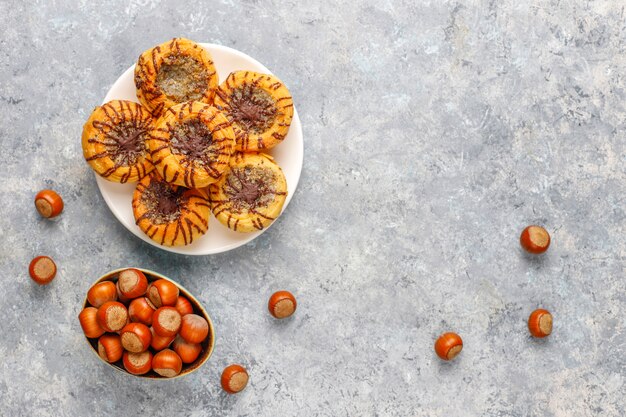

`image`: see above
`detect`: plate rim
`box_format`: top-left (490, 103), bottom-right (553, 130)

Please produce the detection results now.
top-left (95, 42), bottom-right (303, 255)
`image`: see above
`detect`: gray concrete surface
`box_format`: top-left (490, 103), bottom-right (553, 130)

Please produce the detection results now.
top-left (1, 0), bottom-right (625, 416)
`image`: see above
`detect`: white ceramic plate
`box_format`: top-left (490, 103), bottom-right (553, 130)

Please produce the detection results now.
top-left (96, 43), bottom-right (303, 255)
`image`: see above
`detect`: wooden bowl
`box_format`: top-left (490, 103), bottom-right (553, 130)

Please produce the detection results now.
top-left (81, 268), bottom-right (215, 379)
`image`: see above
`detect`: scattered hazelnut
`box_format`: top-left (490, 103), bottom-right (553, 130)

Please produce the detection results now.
top-left (34, 189), bottom-right (64, 218)
top-left (268, 290), bottom-right (297, 319)
top-left (29, 256), bottom-right (57, 285)
top-left (528, 309), bottom-right (552, 338)
top-left (435, 332), bottom-right (463, 361)
top-left (221, 364), bottom-right (249, 394)
top-left (520, 225), bottom-right (550, 254)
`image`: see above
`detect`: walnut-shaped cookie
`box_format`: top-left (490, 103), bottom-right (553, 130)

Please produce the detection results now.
top-left (134, 38), bottom-right (218, 117)
top-left (147, 102), bottom-right (235, 188)
top-left (82, 100), bottom-right (154, 183)
top-left (213, 71), bottom-right (293, 151)
top-left (209, 152), bottom-right (287, 232)
top-left (132, 172), bottom-right (210, 246)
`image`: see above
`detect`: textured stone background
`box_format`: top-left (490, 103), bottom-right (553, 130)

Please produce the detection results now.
top-left (1, 0), bottom-right (624, 416)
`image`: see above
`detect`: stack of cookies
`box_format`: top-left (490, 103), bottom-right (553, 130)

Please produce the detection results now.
top-left (82, 38), bottom-right (293, 246)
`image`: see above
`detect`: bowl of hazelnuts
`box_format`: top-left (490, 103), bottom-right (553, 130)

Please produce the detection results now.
top-left (78, 268), bottom-right (215, 379)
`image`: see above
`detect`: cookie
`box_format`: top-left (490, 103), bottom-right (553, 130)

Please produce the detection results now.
top-left (214, 71), bottom-right (293, 151)
top-left (147, 102), bottom-right (235, 188)
top-left (133, 172), bottom-right (210, 246)
top-left (209, 152), bottom-right (287, 232)
top-left (134, 38), bottom-right (218, 117)
top-left (82, 100), bottom-right (154, 183)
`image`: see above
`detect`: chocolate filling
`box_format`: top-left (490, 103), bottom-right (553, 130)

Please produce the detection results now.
top-left (170, 119), bottom-right (220, 167)
top-left (224, 166), bottom-right (276, 211)
top-left (110, 124), bottom-right (146, 165)
top-left (89, 121), bottom-right (148, 166)
top-left (228, 86), bottom-right (277, 133)
top-left (115, 126), bottom-right (146, 162)
top-left (140, 179), bottom-right (186, 224)
top-left (156, 55), bottom-right (208, 102)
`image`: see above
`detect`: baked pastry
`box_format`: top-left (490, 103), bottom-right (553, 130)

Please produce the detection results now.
top-left (213, 71), bottom-right (293, 151)
top-left (132, 172), bottom-right (210, 246)
top-left (82, 100), bottom-right (154, 183)
top-left (134, 38), bottom-right (218, 117)
top-left (209, 152), bottom-right (287, 232)
top-left (147, 102), bottom-right (235, 188)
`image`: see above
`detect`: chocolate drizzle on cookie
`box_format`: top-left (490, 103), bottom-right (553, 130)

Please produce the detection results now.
top-left (139, 180), bottom-right (185, 225)
top-left (224, 166), bottom-right (275, 212)
top-left (170, 119), bottom-right (216, 164)
top-left (133, 173), bottom-right (211, 246)
top-left (213, 70), bottom-right (293, 152)
top-left (86, 101), bottom-right (152, 182)
top-left (134, 38), bottom-right (218, 118)
top-left (231, 176), bottom-right (261, 205)
top-left (163, 117), bottom-right (231, 187)
top-left (116, 128), bottom-right (146, 158)
top-left (226, 86), bottom-right (277, 134)
top-left (209, 153), bottom-right (288, 232)
top-left (147, 102), bottom-right (234, 189)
